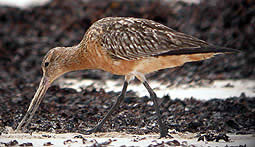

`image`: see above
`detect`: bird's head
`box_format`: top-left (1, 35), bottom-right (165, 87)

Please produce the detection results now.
top-left (16, 46), bottom-right (84, 131)
top-left (41, 47), bottom-right (69, 85)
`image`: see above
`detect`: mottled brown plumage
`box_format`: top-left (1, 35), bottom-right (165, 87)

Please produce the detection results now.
top-left (16, 17), bottom-right (239, 137)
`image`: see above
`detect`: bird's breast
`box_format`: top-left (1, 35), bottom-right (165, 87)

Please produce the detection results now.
top-left (85, 41), bottom-right (137, 75)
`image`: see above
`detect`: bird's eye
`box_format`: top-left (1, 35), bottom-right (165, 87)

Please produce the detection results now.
top-left (44, 62), bottom-right (49, 67)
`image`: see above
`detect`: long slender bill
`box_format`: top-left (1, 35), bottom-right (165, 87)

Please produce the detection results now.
top-left (16, 76), bottom-right (50, 132)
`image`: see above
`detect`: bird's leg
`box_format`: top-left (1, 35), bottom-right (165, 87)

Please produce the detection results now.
top-left (86, 80), bottom-right (129, 134)
top-left (143, 81), bottom-right (168, 138)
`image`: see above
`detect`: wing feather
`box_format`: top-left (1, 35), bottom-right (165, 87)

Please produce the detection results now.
top-left (98, 17), bottom-right (234, 60)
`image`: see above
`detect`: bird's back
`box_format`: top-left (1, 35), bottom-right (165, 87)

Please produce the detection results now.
top-left (79, 17), bottom-right (237, 75)
top-left (91, 17), bottom-right (212, 60)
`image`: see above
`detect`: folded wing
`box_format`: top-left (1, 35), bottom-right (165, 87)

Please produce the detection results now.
top-left (100, 17), bottom-right (237, 60)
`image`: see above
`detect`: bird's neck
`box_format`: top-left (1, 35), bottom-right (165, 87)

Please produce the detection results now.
top-left (60, 45), bottom-right (92, 72)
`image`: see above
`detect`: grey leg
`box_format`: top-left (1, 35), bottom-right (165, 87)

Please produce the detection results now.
top-left (86, 80), bottom-right (128, 133)
top-left (143, 81), bottom-right (168, 138)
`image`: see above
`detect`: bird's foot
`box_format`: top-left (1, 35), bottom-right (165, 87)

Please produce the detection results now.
top-left (159, 126), bottom-right (173, 138)
top-left (160, 132), bottom-right (173, 138)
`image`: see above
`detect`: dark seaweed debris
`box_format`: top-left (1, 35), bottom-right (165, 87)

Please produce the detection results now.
top-left (43, 142), bottom-right (53, 146)
top-left (0, 140), bottom-right (19, 146)
top-left (197, 133), bottom-right (230, 142)
top-left (0, 84), bottom-right (254, 135)
top-left (19, 142), bottom-right (33, 146)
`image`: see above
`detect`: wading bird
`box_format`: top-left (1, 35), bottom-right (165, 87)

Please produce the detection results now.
top-left (16, 17), bottom-right (238, 137)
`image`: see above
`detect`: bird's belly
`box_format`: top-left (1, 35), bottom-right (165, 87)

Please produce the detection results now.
top-left (94, 52), bottom-right (214, 75)
top-left (133, 53), bottom-right (215, 74)
top-left (99, 59), bottom-right (137, 75)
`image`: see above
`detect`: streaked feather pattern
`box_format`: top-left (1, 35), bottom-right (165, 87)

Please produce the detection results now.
top-left (87, 17), bottom-right (237, 60)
